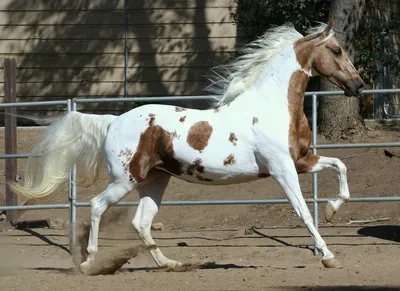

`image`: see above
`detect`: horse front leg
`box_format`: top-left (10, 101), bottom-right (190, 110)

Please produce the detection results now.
top-left (265, 153), bottom-right (342, 268)
top-left (295, 153), bottom-right (350, 222)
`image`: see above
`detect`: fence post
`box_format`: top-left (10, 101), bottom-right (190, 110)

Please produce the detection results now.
top-left (123, 0), bottom-right (129, 112)
top-left (4, 58), bottom-right (18, 222)
top-left (312, 94), bottom-right (319, 256)
top-left (67, 99), bottom-right (77, 252)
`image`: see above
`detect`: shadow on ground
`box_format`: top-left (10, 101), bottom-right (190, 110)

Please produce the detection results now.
top-left (358, 225), bottom-right (400, 243)
top-left (284, 287), bottom-right (400, 291)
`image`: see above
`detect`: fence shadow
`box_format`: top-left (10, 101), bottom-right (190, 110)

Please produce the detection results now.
top-left (357, 225), bottom-right (400, 243)
top-left (20, 228), bottom-right (71, 253)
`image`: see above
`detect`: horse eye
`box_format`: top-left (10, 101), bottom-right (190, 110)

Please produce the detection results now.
top-left (332, 47), bottom-right (342, 56)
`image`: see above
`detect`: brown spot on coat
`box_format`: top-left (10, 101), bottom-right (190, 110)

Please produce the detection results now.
top-left (213, 108), bottom-right (220, 113)
top-left (129, 125), bottom-right (182, 182)
top-left (118, 148), bottom-right (133, 159)
top-left (252, 117), bottom-right (259, 125)
top-left (119, 148), bottom-right (134, 172)
top-left (223, 154), bottom-right (236, 166)
top-left (186, 121), bottom-right (213, 151)
top-left (175, 107), bottom-right (186, 112)
top-left (229, 132), bottom-right (238, 146)
top-left (179, 116), bottom-right (186, 123)
top-left (186, 158), bottom-right (204, 175)
top-left (148, 113), bottom-right (156, 127)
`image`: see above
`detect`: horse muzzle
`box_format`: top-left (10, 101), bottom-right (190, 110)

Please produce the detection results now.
top-left (344, 80), bottom-right (365, 97)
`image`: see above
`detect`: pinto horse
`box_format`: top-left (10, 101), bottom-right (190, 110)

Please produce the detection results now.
top-left (10, 22), bottom-right (365, 273)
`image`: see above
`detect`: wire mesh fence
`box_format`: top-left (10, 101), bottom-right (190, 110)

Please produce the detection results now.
top-left (0, 89), bottom-right (399, 251)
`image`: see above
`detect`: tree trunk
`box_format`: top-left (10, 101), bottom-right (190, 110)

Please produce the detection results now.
top-left (318, 0), bottom-right (366, 140)
top-left (366, 0), bottom-right (400, 118)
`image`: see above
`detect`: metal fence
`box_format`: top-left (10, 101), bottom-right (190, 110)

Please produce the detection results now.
top-left (1, 88), bottom-right (400, 253)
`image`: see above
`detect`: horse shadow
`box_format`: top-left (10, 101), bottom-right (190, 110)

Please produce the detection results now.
top-left (123, 261), bottom-right (258, 273)
top-left (285, 287), bottom-right (400, 291)
top-left (357, 225), bottom-right (400, 243)
top-left (32, 261), bottom-right (258, 276)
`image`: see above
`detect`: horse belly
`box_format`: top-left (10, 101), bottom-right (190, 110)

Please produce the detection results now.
top-left (158, 139), bottom-right (266, 185)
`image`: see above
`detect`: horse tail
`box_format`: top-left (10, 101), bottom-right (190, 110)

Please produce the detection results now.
top-left (9, 112), bottom-right (117, 200)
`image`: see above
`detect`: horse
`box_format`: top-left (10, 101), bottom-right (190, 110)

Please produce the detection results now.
top-left (10, 22), bottom-right (365, 273)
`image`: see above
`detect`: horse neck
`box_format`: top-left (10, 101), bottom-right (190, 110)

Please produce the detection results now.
top-left (224, 44), bottom-right (310, 111)
top-left (287, 70), bottom-right (310, 118)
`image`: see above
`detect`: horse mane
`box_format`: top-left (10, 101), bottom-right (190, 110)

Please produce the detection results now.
top-left (207, 23), bottom-right (333, 108)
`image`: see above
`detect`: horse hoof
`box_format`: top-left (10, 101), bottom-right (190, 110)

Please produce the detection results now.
top-left (322, 258), bottom-right (343, 269)
top-left (79, 262), bottom-right (92, 274)
top-left (325, 202), bottom-right (336, 222)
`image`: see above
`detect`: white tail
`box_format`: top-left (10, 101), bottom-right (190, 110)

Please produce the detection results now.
top-left (9, 112), bottom-right (117, 200)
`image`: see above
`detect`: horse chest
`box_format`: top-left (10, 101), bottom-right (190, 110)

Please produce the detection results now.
top-left (288, 113), bottom-right (312, 161)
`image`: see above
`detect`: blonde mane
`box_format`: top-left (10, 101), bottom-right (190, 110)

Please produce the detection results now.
top-left (208, 23), bottom-right (333, 108)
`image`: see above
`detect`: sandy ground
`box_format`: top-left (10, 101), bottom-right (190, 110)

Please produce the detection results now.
top-left (1, 224), bottom-right (400, 290)
top-left (0, 120), bottom-right (400, 290)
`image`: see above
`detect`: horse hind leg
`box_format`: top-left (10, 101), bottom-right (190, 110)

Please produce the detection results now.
top-left (132, 170), bottom-right (182, 269)
top-left (80, 180), bottom-right (135, 274)
top-left (296, 153), bottom-right (350, 222)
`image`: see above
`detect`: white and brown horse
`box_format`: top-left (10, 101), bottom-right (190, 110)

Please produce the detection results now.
top-left (10, 22), bottom-right (365, 273)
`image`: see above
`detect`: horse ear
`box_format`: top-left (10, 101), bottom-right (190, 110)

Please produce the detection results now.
top-left (322, 18), bottom-right (334, 37)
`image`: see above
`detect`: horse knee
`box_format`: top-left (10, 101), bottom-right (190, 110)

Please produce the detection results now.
top-left (132, 216), bottom-right (152, 232)
top-left (90, 196), bottom-right (107, 218)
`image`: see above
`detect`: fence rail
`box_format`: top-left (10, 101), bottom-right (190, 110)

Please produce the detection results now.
top-left (1, 89), bottom-right (400, 252)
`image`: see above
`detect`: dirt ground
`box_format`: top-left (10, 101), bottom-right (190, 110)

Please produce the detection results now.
top-left (1, 121), bottom-right (400, 290)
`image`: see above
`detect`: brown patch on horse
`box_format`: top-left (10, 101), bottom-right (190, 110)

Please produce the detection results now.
top-left (186, 121), bottom-right (213, 151)
top-left (148, 113), bottom-right (156, 127)
top-left (287, 71), bottom-right (321, 174)
top-left (179, 116), bottom-right (186, 123)
top-left (287, 70), bottom-right (312, 163)
top-left (175, 107), bottom-right (186, 112)
top-left (223, 154), bottom-right (236, 166)
top-left (258, 172), bottom-right (269, 178)
top-left (186, 158), bottom-right (204, 176)
top-left (229, 132), bottom-right (238, 146)
top-left (214, 108), bottom-right (220, 113)
top-left (129, 126), bottom-right (183, 182)
top-left (252, 117), bottom-right (259, 125)
top-left (295, 153), bottom-right (320, 174)
top-left (118, 148), bottom-right (134, 172)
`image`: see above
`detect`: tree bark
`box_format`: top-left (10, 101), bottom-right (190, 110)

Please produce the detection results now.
top-left (318, 0), bottom-right (366, 140)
